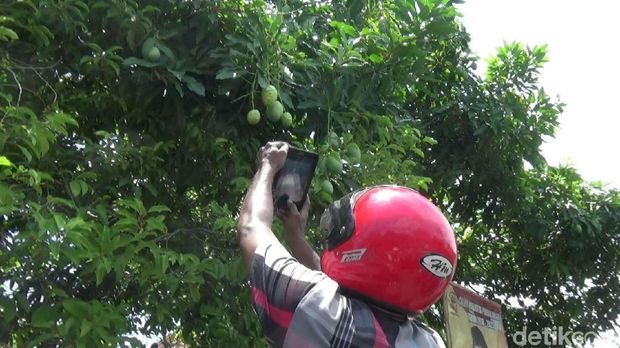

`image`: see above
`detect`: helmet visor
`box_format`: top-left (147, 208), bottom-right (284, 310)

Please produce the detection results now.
top-left (320, 188), bottom-right (369, 249)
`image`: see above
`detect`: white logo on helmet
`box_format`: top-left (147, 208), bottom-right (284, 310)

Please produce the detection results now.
top-left (340, 248), bottom-right (367, 263)
top-left (420, 254), bottom-right (453, 278)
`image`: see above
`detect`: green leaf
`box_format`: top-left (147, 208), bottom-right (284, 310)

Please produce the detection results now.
top-left (329, 21), bottom-right (356, 36)
top-left (413, 148), bottom-right (425, 158)
top-left (17, 145), bottom-right (32, 162)
top-left (157, 43), bottom-right (176, 61)
top-left (143, 182), bottom-right (159, 196)
top-left (0, 26), bottom-right (18, 41)
top-left (84, 42), bottom-right (103, 53)
top-left (46, 111), bottom-right (78, 134)
top-left (95, 264), bottom-right (106, 285)
top-left (190, 286), bottom-right (200, 302)
top-left (126, 29), bottom-right (136, 51)
top-left (0, 184), bottom-right (16, 214)
top-left (167, 68), bottom-right (185, 81)
top-left (32, 305), bottom-right (56, 328)
top-left (114, 217), bottom-right (138, 231)
top-left (122, 57), bottom-right (161, 68)
top-left (297, 99), bottom-right (321, 109)
top-left (63, 299), bottom-right (87, 318)
top-left (65, 217), bottom-right (90, 232)
top-left (0, 297), bottom-right (17, 323)
top-left (279, 89), bottom-right (294, 110)
top-left (47, 195), bottom-right (76, 209)
top-left (80, 320), bottom-right (92, 337)
top-left (161, 254), bottom-right (168, 274)
top-left (422, 136), bottom-right (438, 145)
top-left (70, 180), bottom-right (81, 197)
top-left (387, 144), bottom-right (405, 154)
top-left (26, 333), bottom-right (56, 348)
top-left (51, 286), bottom-right (68, 298)
top-left (258, 74), bottom-right (268, 89)
top-left (369, 54), bottom-right (383, 63)
top-left (473, 124), bottom-right (488, 136)
top-left (425, 21), bottom-right (455, 36)
top-left (182, 75), bottom-right (205, 96)
top-left (0, 16), bottom-right (15, 24)
top-left (30, 25), bottom-right (54, 47)
top-left (0, 155), bottom-right (13, 167)
top-left (146, 215), bottom-right (167, 233)
top-left (79, 55), bottom-right (94, 65)
top-left (148, 205), bottom-right (171, 214)
top-left (215, 67), bottom-right (239, 80)
top-left (174, 81), bottom-right (184, 97)
top-left (79, 180), bottom-right (88, 195)
top-left (103, 59), bottom-right (120, 76)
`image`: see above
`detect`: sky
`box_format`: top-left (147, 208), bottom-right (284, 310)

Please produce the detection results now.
top-left (456, 0), bottom-right (620, 188)
top-left (456, 1), bottom-right (620, 346)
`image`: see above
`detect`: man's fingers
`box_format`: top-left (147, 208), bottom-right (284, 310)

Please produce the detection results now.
top-left (286, 198), bottom-right (299, 214)
top-left (276, 207), bottom-right (287, 218)
top-left (267, 141), bottom-right (287, 148)
top-left (276, 197), bottom-right (290, 217)
top-left (270, 142), bottom-right (289, 157)
top-left (280, 142), bottom-right (289, 154)
top-left (265, 141), bottom-right (289, 152)
top-left (260, 142), bottom-right (289, 157)
top-left (265, 141), bottom-right (285, 149)
top-left (276, 198), bottom-right (297, 220)
top-left (303, 194), bottom-right (311, 211)
top-left (257, 142), bottom-right (289, 170)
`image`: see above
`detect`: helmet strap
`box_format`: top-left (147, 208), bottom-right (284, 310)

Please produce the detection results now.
top-left (368, 303), bottom-right (410, 323)
top-left (339, 287), bottom-right (414, 323)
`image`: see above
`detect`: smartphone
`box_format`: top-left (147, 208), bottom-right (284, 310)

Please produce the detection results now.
top-left (272, 147), bottom-right (319, 211)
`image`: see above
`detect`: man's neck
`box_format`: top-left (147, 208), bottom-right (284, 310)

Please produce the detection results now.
top-left (368, 303), bottom-right (409, 323)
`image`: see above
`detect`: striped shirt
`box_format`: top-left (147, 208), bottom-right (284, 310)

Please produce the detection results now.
top-left (250, 242), bottom-right (447, 348)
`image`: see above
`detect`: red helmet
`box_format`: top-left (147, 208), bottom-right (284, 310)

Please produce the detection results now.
top-left (320, 185), bottom-right (457, 313)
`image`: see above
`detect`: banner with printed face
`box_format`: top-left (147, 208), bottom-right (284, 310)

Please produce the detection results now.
top-left (443, 283), bottom-right (509, 348)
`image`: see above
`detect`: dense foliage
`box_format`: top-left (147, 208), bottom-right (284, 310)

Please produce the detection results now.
top-left (0, 0), bottom-right (618, 346)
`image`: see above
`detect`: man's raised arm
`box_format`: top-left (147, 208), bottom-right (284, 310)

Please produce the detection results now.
top-left (277, 197), bottom-right (321, 271)
top-left (237, 142), bottom-right (288, 270)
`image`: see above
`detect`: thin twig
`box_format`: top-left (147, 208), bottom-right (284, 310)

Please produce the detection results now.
top-left (230, 92), bottom-right (251, 104)
top-left (0, 84), bottom-right (47, 105)
top-left (154, 226), bottom-right (212, 242)
top-left (5, 67), bottom-right (22, 106)
top-left (1, 67), bottom-right (21, 121)
top-left (9, 57), bottom-right (62, 70)
top-left (32, 68), bottom-right (58, 104)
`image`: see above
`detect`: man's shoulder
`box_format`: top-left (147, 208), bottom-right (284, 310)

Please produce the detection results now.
top-left (411, 319), bottom-right (447, 348)
top-left (288, 287), bottom-right (447, 347)
top-left (249, 241), bottom-right (329, 347)
top-left (285, 282), bottom-right (373, 346)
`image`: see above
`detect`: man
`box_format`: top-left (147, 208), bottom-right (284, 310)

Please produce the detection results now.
top-left (237, 142), bottom-right (458, 347)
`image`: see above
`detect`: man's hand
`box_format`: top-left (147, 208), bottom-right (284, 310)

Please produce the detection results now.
top-left (276, 195), bottom-right (321, 271)
top-left (277, 195), bottom-right (310, 238)
top-left (256, 141), bottom-right (288, 173)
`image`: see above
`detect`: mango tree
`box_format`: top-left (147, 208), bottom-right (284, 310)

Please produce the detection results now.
top-left (1, 0), bottom-right (618, 347)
